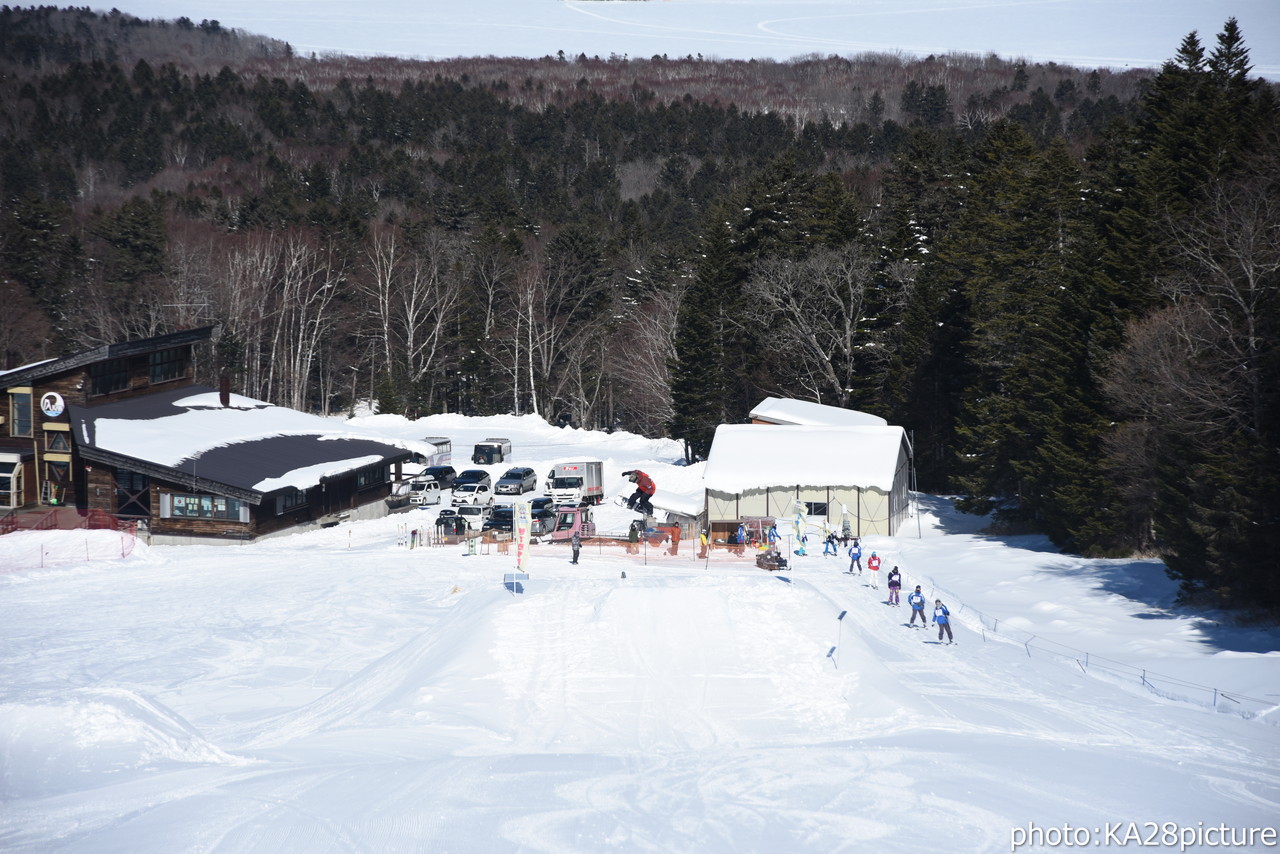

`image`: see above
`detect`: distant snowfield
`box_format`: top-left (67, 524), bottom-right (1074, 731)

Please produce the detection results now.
top-left (104, 0), bottom-right (1280, 79)
top-left (1, 412), bottom-right (1278, 852)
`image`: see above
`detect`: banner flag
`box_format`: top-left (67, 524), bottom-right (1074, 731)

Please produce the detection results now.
top-left (515, 501), bottom-right (532, 572)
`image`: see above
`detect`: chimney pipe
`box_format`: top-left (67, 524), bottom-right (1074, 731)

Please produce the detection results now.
top-left (219, 374), bottom-right (230, 408)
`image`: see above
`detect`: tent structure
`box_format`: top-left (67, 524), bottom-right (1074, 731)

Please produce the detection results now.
top-left (702, 423), bottom-right (913, 539)
top-left (748, 397), bottom-right (887, 428)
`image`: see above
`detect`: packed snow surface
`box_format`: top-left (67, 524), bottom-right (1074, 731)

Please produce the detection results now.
top-left (2, 413), bottom-right (1278, 853)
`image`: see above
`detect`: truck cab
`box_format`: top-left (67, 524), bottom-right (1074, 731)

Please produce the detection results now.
top-left (546, 460), bottom-right (604, 505)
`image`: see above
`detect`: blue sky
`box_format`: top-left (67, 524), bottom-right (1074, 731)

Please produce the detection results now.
top-left (106, 0), bottom-right (1280, 78)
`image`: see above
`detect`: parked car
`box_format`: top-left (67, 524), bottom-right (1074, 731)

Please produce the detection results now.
top-left (408, 478), bottom-right (442, 506)
top-left (456, 504), bottom-right (491, 531)
top-left (482, 506), bottom-right (515, 533)
top-left (530, 508), bottom-right (555, 536)
top-left (435, 508), bottom-right (462, 534)
top-left (452, 469), bottom-right (492, 490)
top-left (421, 465), bottom-right (456, 488)
top-left (530, 496), bottom-right (554, 512)
top-left (495, 466), bottom-right (538, 495)
top-left (452, 482), bottom-right (493, 506)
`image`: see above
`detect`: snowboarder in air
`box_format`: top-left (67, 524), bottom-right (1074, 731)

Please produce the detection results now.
top-left (847, 538), bottom-right (862, 574)
top-left (933, 599), bottom-right (953, 644)
top-left (867, 551), bottom-right (881, 588)
top-left (887, 566), bottom-right (902, 606)
top-left (907, 585), bottom-right (928, 627)
top-left (570, 531), bottom-right (581, 565)
top-left (621, 470), bottom-right (656, 516)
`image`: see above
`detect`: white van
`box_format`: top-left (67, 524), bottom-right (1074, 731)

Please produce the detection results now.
top-left (408, 478), bottom-right (443, 506)
top-left (457, 504), bottom-right (491, 531)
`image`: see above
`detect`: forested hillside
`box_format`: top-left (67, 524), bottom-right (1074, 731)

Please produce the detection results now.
top-left (1, 7), bottom-right (1276, 607)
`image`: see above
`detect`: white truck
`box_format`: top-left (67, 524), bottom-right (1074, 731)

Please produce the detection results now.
top-left (546, 461), bottom-right (604, 505)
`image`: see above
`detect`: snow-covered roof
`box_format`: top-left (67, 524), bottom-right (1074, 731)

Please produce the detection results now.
top-left (749, 397), bottom-right (887, 428)
top-left (0, 357), bottom-right (57, 379)
top-left (703, 424), bottom-right (908, 493)
top-left (71, 385), bottom-right (432, 498)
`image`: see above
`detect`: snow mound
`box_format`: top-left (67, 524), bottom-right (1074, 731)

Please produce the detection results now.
top-left (0, 688), bottom-right (252, 798)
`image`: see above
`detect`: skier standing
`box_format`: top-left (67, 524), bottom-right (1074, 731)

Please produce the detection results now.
top-left (867, 551), bottom-right (881, 588)
top-left (887, 566), bottom-right (902, 606)
top-left (933, 599), bottom-right (954, 643)
top-left (847, 539), bottom-right (862, 574)
top-left (570, 531), bottom-right (581, 565)
top-left (907, 586), bottom-right (928, 627)
top-left (823, 532), bottom-right (838, 556)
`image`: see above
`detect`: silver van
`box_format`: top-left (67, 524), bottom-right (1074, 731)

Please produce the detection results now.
top-left (495, 466), bottom-right (538, 495)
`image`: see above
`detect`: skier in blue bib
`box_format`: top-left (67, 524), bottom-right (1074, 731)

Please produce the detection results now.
top-left (933, 599), bottom-right (953, 643)
top-left (907, 586), bottom-right (927, 627)
top-left (847, 538), bottom-right (862, 574)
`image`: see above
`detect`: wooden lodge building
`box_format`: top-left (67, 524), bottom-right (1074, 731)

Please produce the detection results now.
top-left (2, 327), bottom-right (420, 544)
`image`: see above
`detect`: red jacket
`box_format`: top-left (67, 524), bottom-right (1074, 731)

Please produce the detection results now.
top-left (868, 555), bottom-right (882, 571)
top-left (632, 471), bottom-right (656, 496)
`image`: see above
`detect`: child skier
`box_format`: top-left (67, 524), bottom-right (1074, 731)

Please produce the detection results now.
top-left (867, 551), bottom-right (881, 588)
top-left (887, 566), bottom-right (902, 606)
top-left (907, 586), bottom-right (928, 627)
top-left (933, 599), bottom-right (953, 644)
top-left (846, 539), bottom-right (862, 574)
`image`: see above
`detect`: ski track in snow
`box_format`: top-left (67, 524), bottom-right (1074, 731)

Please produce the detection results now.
top-left (1, 416), bottom-right (1278, 851)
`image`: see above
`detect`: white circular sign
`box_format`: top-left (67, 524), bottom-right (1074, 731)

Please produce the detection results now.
top-left (40, 392), bottom-right (65, 418)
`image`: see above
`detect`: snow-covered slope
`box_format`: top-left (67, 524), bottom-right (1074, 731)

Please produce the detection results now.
top-left (1, 414), bottom-right (1276, 853)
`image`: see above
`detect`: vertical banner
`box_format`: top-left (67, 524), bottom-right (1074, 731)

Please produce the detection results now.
top-left (514, 500), bottom-right (532, 572)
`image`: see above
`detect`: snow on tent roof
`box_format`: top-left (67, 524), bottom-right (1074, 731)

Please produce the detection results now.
top-left (749, 397), bottom-right (887, 427)
top-left (703, 424), bottom-right (906, 493)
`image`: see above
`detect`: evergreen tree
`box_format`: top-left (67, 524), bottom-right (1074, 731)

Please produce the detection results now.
top-left (947, 125), bottom-right (1116, 544)
top-left (669, 219), bottom-right (741, 460)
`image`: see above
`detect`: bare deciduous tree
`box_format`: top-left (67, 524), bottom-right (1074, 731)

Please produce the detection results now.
top-left (359, 225), bottom-right (467, 407)
top-left (744, 244), bottom-right (880, 407)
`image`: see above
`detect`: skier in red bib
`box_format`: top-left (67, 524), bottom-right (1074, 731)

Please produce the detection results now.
top-left (867, 551), bottom-right (882, 588)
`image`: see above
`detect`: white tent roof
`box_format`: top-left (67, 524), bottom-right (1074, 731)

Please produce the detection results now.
top-left (703, 424), bottom-right (908, 493)
top-left (749, 397), bottom-right (887, 427)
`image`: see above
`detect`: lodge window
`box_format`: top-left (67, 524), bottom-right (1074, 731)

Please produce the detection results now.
top-left (116, 470), bottom-right (151, 517)
top-left (148, 347), bottom-right (184, 384)
top-left (357, 465), bottom-right (389, 488)
top-left (166, 493), bottom-right (245, 520)
top-left (0, 459), bottom-right (22, 509)
top-left (9, 392), bottom-right (32, 437)
top-left (46, 431), bottom-right (71, 452)
top-left (804, 501), bottom-right (829, 516)
top-left (90, 358), bottom-right (131, 396)
top-left (43, 461), bottom-right (69, 505)
top-left (276, 488), bottom-right (308, 514)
